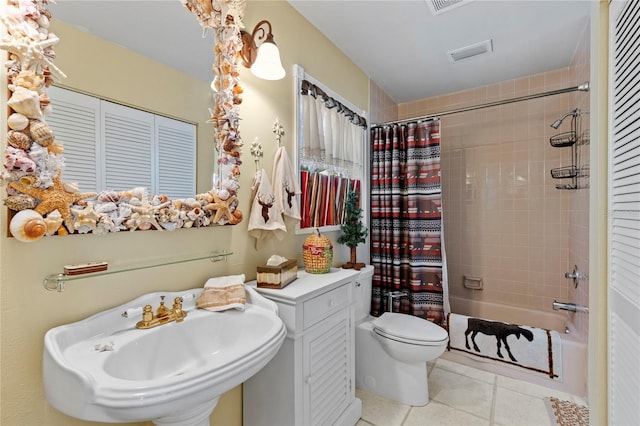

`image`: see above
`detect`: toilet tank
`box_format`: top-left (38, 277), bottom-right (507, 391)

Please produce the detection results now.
top-left (354, 265), bottom-right (374, 322)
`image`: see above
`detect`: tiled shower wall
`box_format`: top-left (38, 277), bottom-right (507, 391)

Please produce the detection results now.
top-left (409, 70), bottom-right (575, 315)
top-left (369, 23), bottom-right (590, 334)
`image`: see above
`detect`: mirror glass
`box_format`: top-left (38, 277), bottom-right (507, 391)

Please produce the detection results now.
top-left (3, 0), bottom-right (245, 239)
top-left (49, 1), bottom-right (215, 196)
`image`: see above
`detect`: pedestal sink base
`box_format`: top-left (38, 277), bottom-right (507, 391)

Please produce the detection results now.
top-left (152, 398), bottom-right (219, 426)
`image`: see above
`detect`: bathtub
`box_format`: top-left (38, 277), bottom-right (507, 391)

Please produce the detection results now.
top-left (441, 296), bottom-right (587, 398)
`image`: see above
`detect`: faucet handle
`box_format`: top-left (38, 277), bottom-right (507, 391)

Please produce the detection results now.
top-left (173, 297), bottom-right (186, 322)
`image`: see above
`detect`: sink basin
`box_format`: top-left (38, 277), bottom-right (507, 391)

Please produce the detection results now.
top-left (43, 286), bottom-right (286, 426)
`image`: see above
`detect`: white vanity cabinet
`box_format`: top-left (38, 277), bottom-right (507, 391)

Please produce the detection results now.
top-left (244, 268), bottom-right (362, 426)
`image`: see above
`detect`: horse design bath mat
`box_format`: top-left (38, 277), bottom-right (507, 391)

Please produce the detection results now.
top-left (447, 313), bottom-right (562, 380)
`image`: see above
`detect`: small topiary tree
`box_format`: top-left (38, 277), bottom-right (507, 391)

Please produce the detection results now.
top-left (337, 189), bottom-right (368, 270)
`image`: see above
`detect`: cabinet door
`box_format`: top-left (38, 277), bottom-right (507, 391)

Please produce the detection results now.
top-left (302, 308), bottom-right (351, 425)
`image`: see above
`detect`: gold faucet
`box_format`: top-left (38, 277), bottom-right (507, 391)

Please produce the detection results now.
top-left (136, 296), bottom-right (186, 329)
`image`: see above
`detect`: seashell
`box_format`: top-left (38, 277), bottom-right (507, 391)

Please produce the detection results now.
top-left (62, 181), bottom-right (79, 193)
top-left (7, 130), bottom-right (32, 150)
top-left (29, 119), bottom-right (55, 146)
top-left (217, 188), bottom-right (230, 200)
top-left (25, 18), bottom-right (39, 30)
top-left (95, 202), bottom-right (117, 214)
top-left (44, 209), bottom-right (63, 236)
top-left (118, 187), bottom-right (148, 203)
top-left (196, 192), bottom-right (214, 203)
top-left (39, 93), bottom-right (50, 107)
top-left (151, 194), bottom-right (169, 205)
top-left (10, 70), bottom-right (44, 91)
top-left (42, 67), bottom-right (53, 88)
top-left (97, 190), bottom-right (119, 203)
top-left (232, 209), bottom-right (243, 221)
top-left (160, 221), bottom-right (180, 231)
top-left (4, 194), bottom-right (37, 211)
top-left (187, 208), bottom-right (202, 221)
top-left (47, 142), bottom-right (64, 155)
top-left (37, 14), bottom-right (50, 29)
top-left (138, 221), bottom-right (152, 230)
top-left (6, 60), bottom-right (20, 80)
top-left (9, 209), bottom-right (46, 242)
top-left (7, 113), bottom-right (29, 131)
top-left (195, 215), bottom-right (211, 228)
top-left (183, 198), bottom-right (201, 209)
top-left (5, 146), bottom-right (37, 173)
top-left (7, 87), bottom-right (43, 119)
top-left (19, 175), bottom-right (36, 186)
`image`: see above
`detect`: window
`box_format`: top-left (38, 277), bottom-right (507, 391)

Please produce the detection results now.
top-left (294, 65), bottom-right (369, 232)
top-left (47, 86), bottom-right (196, 199)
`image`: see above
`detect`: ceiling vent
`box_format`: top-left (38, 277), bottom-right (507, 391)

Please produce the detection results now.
top-left (426, 0), bottom-right (475, 16)
top-left (447, 39), bottom-right (493, 62)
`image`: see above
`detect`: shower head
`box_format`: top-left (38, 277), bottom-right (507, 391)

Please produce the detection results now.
top-left (550, 109), bottom-right (579, 129)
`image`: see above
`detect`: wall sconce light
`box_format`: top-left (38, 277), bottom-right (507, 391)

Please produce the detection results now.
top-left (240, 20), bottom-right (286, 80)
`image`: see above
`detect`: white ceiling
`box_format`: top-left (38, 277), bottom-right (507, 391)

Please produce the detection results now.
top-left (50, 0), bottom-right (592, 104)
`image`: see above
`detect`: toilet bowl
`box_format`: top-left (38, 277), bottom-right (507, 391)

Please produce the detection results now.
top-left (354, 266), bottom-right (448, 406)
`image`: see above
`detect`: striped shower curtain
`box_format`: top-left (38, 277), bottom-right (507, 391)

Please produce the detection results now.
top-left (370, 120), bottom-right (449, 326)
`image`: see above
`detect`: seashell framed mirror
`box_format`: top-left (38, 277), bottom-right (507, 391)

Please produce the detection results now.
top-left (1, 0), bottom-right (246, 242)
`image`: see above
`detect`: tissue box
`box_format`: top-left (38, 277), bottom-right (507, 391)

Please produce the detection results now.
top-left (257, 259), bottom-right (298, 289)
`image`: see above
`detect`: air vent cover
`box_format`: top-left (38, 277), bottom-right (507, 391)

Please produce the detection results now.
top-left (447, 39), bottom-right (493, 62)
top-left (426, 0), bottom-right (474, 16)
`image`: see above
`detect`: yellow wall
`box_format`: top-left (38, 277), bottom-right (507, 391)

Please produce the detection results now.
top-left (0, 1), bottom-right (368, 425)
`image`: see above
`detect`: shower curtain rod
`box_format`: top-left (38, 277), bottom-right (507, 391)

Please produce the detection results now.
top-left (373, 81), bottom-right (590, 127)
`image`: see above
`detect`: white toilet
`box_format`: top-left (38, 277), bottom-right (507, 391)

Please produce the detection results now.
top-left (354, 265), bottom-right (449, 406)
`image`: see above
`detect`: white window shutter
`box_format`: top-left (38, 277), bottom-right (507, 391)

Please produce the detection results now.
top-left (608, 1), bottom-right (640, 425)
top-left (156, 115), bottom-right (196, 199)
top-left (101, 101), bottom-right (155, 192)
top-left (46, 87), bottom-right (197, 198)
top-left (47, 86), bottom-right (101, 191)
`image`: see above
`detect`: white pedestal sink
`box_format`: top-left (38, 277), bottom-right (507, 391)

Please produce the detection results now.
top-left (43, 286), bottom-right (286, 426)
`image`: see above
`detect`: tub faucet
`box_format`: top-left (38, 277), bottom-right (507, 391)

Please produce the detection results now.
top-left (552, 300), bottom-right (589, 313)
top-left (135, 296), bottom-right (186, 329)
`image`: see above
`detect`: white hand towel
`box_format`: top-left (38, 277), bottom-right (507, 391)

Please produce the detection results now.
top-left (248, 169), bottom-right (287, 249)
top-left (272, 146), bottom-right (301, 221)
top-left (196, 274), bottom-right (247, 312)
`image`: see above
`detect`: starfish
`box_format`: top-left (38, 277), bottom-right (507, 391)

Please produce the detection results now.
top-left (71, 203), bottom-right (102, 233)
top-left (0, 15), bottom-right (66, 80)
top-left (9, 174), bottom-right (96, 233)
top-left (204, 193), bottom-right (239, 224)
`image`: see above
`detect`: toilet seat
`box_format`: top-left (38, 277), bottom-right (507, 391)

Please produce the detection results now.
top-left (372, 312), bottom-right (448, 346)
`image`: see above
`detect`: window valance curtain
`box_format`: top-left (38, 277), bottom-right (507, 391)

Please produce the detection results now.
top-left (299, 79), bottom-right (367, 179)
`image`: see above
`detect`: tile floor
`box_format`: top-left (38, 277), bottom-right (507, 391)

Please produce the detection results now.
top-left (356, 358), bottom-right (587, 426)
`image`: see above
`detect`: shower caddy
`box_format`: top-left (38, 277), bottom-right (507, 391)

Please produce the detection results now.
top-left (549, 109), bottom-right (580, 190)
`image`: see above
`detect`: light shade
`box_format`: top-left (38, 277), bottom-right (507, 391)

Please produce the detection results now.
top-left (251, 41), bottom-right (286, 80)
top-left (239, 20), bottom-right (286, 81)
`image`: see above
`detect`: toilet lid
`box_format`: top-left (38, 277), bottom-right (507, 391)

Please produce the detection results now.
top-left (372, 312), bottom-right (448, 344)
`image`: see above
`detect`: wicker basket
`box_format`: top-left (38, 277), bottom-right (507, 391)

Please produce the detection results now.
top-left (302, 229), bottom-right (333, 274)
